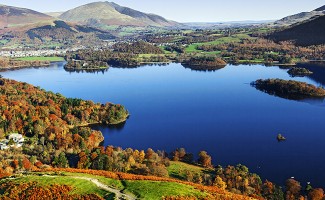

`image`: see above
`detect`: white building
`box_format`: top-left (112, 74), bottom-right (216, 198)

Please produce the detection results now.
top-left (0, 133), bottom-right (25, 150)
top-left (0, 140), bottom-right (9, 150)
top-left (8, 133), bottom-right (24, 142)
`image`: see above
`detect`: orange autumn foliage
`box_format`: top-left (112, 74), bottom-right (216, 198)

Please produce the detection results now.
top-left (22, 157), bottom-right (32, 170)
top-left (0, 169), bottom-right (11, 179)
top-left (0, 182), bottom-right (104, 200)
top-left (163, 197), bottom-right (197, 200)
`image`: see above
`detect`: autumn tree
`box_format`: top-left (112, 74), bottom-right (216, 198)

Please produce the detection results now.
top-left (53, 152), bottom-right (69, 168)
top-left (198, 151), bottom-right (212, 168)
top-left (22, 158), bottom-right (32, 170)
top-left (214, 176), bottom-right (227, 190)
top-left (308, 188), bottom-right (324, 200)
top-left (262, 180), bottom-right (284, 200)
top-left (285, 179), bottom-right (302, 200)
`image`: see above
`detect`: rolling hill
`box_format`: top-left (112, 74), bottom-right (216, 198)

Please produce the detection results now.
top-left (0, 4), bottom-right (117, 49)
top-left (272, 5), bottom-right (325, 27)
top-left (0, 5), bottom-right (54, 29)
top-left (268, 15), bottom-right (325, 46)
top-left (58, 1), bottom-right (181, 28)
top-left (0, 19), bottom-right (116, 49)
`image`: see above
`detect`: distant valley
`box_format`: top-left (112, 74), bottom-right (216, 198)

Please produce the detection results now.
top-left (0, 2), bottom-right (183, 49)
top-left (2, 2), bottom-right (325, 49)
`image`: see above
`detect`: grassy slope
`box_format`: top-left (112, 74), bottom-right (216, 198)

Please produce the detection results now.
top-left (0, 172), bottom-right (208, 200)
top-left (0, 175), bottom-right (109, 197)
top-left (124, 180), bottom-right (207, 199)
top-left (14, 56), bottom-right (65, 62)
top-left (63, 172), bottom-right (124, 190)
top-left (168, 161), bottom-right (214, 180)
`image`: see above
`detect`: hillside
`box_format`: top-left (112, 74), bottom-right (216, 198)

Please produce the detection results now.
top-left (27, 20), bottom-right (115, 41)
top-left (268, 15), bottom-right (325, 46)
top-left (314, 5), bottom-right (325, 12)
top-left (59, 1), bottom-right (180, 28)
top-left (0, 5), bottom-right (53, 29)
top-left (0, 19), bottom-right (116, 49)
top-left (272, 5), bottom-right (325, 27)
top-left (0, 170), bottom-right (258, 200)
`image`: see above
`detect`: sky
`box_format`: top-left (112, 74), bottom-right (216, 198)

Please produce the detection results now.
top-left (1, 0), bottom-right (324, 22)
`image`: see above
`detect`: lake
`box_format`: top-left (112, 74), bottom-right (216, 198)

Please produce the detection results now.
top-left (2, 61), bottom-right (325, 187)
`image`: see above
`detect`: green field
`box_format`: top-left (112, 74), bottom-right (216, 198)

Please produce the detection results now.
top-left (124, 180), bottom-right (207, 200)
top-left (185, 33), bottom-right (254, 53)
top-left (237, 59), bottom-right (265, 63)
top-left (168, 161), bottom-right (213, 180)
top-left (15, 56), bottom-right (65, 62)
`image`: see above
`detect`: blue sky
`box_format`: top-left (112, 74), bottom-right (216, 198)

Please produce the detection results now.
top-left (2, 0), bottom-right (324, 22)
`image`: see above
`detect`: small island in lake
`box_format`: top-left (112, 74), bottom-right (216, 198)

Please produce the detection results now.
top-left (287, 67), bottom-right (313, 77)
top-left (182, 56), bottom-right (227, 68)
top-left (64, 60), bottom-right (109, 71)
top-left (252, 79), bottom-right (325, 99)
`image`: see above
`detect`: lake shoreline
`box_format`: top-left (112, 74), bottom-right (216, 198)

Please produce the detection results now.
top-left (2, 62), bottom-right (325, 188)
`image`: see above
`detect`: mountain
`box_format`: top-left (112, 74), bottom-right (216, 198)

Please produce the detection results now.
top-left (272, 5), bottom-right (325, 27)
top-left (314, 5), bottom-right (325, 11)
top-left (0, 5), bottom-right (53, 29)
top-left (45, 12), bottom-right (64, 18)
top-left (268, 15), bottom-right (325, 46)
top-left (0, 4), bottom-right (117, 49)
top-left (26, 20), bottom-right (115, 41)
top-left (58, 1), bottom-right (181, 28)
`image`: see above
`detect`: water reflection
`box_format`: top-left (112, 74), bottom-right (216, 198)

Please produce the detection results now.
top-left (91, 121), bottom-right (127, 132)
top-left (181, 64), bottom-right (226, 72)
top-left (64, 67), bottom-right (109, 74)
top-left (297, 62), bottom-right (325, 86)
top-left (110, 62), bottom-right (170, 69)
top-left (252, 83), bottom-right (325, 104)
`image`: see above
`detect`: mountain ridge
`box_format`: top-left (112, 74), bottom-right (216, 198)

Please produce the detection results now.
top-left (0, 4), bottom-right (54, 29)
top-left (272, 5), bottom-right (325, 26)
top-left (58, 1), bottom-right (181, 28)
top-left (314, 5), bottom-right (325, 12)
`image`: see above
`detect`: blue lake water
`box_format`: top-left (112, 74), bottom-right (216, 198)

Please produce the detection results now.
top-left (2, 62), bottom-right (325, 187)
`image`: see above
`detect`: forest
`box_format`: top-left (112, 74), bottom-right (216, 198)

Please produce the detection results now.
top-left (197, 38), bottom-right (325, 64)
top-left (112, 41), bottom-right (164, 54)
top-left (65, 41), bottom-right (170, 69)
top-left (0, 77), bottom-right (128, 170)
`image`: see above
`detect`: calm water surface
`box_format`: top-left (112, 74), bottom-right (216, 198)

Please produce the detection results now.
top-left (2, 62), bottom-right (325, 187)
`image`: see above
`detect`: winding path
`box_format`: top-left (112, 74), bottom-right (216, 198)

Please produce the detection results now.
top-left (73, 176), bottom-right (136, 200)
top-left (41, 175), bottom-right (135, 200)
